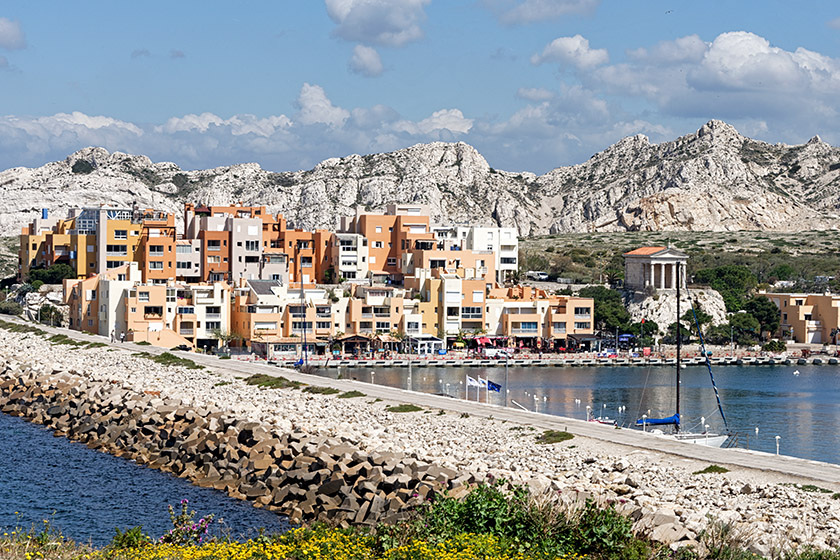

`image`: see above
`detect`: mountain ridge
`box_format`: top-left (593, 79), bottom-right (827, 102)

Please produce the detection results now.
top-left (2, 119), bottom-right (839, 237)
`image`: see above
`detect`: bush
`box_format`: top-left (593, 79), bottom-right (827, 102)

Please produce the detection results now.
top-left (30, 280), bottom-right (43, 291)
top-left (763, 340), bottom-right (787, 352)
top-left (0, 301), bottom-right (23, 315)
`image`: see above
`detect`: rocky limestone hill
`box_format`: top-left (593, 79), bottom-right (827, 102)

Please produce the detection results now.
top-left (2, 120), bottom-right (840, 237)
top-left (626, 289), bottom-right (729, 331)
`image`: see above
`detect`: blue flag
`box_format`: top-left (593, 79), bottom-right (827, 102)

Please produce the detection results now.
top-left (487, 380), bottom-right (502, 392)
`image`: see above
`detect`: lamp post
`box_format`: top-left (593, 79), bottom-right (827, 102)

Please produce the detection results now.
top-left (504, 353), bottom-right (509, 408)
top-left (296, 241), bottom-right (308, 367)
top-left (775, 435), bottom-right (781, 455)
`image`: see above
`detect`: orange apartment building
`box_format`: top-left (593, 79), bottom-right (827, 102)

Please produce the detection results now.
top-left (136, 211), bottom-right (177, 284)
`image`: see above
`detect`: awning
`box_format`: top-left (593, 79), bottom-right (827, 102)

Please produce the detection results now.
top-left (477, 336), bottom-right (491, 344)
top-left (453, 341), bottom-right (465, 347)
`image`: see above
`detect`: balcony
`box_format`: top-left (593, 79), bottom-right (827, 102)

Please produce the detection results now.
top-left (205, 313), bottom-right (222, 320)
top-left (179, 329), bottom-right (194, 336)
top-left (574, 314), bottom-right (591, 320)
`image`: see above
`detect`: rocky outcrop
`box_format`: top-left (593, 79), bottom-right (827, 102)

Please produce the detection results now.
top-left (626, 288), bottom-right (729, 329)
top-left (3, 121), bottom-right (840, 236)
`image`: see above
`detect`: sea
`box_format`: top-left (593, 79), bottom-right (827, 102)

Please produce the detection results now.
top-left (2, 363), bottom-right (837, 546)
top-left (319, 363), bottom-right (840, 464)
top-left (0, 413), bottom-right (289, 547)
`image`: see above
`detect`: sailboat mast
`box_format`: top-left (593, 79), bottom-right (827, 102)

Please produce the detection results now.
top-left (675, 261), bottom-right (681, 432)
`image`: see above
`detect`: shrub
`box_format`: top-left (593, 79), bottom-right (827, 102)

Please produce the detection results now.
top-left (244, 373), bottom-right (303, 389)
top-left (385, 404), bottom-right (423, 413)
top-left (536, 429), bottom-right (574, 444)
top-left (302, 385), bottom-right (341, 395)
top-left (107, 526), bottom-right (151, 550)
top-left (159, 499), bottom-right (214, 545)
top-left (0, 301), bottom-right (23, 315)
top-left (338, 390), bottom-right (365, 398)
top-left (693, 464), bottom-right (729, 475)
top-left (30, 280), bottom-right (43, 291)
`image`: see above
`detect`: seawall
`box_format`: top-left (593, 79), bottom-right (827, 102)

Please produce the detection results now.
top-left (0, 364), bottom-right (470, 526)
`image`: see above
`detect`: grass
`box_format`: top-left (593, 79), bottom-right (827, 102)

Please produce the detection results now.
top-left (535, 429), bottom-right (574, 444)
top-left (337, 390), bottom-right (365, 399)
top-left (213, 381), bottom-right (231, 387)
top-left (693, 465), bottom-right (730, 475)
top-left (302, 385), bottom-right (340, 395)
top-left (134, 341), bottom-right (151, 346)
top-left (385, 404), bottom-right (423, 413)
top-left (781, 483), bottom-right (832, 493)
top-left (243, 373), bottom-right (303, 389)
top-left (132, 351), bottom-right (204, 370)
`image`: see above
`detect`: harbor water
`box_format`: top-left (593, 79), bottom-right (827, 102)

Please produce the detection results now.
top-left (320, 363), bottom-right (840, 465)
top-left (0, 413), bottom-right (289, 547)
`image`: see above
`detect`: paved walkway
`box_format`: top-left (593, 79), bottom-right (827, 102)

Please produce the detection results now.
top-left (16, 318), bottom-right (840, 486)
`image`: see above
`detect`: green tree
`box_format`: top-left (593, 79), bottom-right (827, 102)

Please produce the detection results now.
top-left (693, 265), bottom-right (757, 312)
top-left (664, 322), bottom-right (691, 344)
top-left (730, 312), bottom-right (760, 345)
top-left (769, 263), bottom-right (796, 282)
top-left (28, 263), bottom-right (76, 284)
top-left (744, 295), bottom-right (781, 338)
top-left (577, 286), bottom-right (630, 331)
top-left (681, 302), bottom-right (712, 332)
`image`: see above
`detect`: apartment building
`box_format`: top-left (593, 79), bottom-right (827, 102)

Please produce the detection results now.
top-left (433, 225), bottom-right (519, 283)
top-left (768, 293), bottom-right (840, 344)
top-left (64, 262), bottom-right (141, 336)
top-left (339, 204), bottom-right (434, 283)
top-left (136, 211), bottom-right (177, 284)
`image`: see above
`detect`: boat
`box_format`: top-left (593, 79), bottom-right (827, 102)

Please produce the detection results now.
top-left (636, 262), bottom-right (730, 448)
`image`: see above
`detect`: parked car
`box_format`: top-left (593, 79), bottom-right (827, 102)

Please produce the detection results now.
top-left (526, 270), bottom-right (549, 281)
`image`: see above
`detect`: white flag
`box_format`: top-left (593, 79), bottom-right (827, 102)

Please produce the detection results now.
top-left (466, 375), bottom-right (480, 387)
top-left (477, 376), bottom-right (488, 388)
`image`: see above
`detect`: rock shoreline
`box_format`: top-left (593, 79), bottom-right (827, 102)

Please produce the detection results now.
top-left (1, 328), bottom-right (840, 555)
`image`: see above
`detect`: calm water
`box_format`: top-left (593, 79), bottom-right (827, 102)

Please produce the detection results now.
top-left (0, 413), bottom-right (289, 547)
top-left (324, 363), bottom-right (840, 465)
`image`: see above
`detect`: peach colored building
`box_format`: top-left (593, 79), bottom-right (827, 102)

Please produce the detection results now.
top-left (769, 293), bottom-right (840, 344)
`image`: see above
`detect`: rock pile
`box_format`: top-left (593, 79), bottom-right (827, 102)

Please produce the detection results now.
top-left (0, 364), bottom-right (475, 526)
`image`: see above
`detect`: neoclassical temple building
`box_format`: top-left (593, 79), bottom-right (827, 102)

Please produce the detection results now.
top-left (623, 246), bottom-right (688, 292)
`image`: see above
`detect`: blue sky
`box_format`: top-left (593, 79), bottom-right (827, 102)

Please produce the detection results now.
top-left (2, 1), bottom-right (840, 174)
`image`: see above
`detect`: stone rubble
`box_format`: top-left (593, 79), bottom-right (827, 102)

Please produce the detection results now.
top-left (0, 329), bottom-right (839, 555)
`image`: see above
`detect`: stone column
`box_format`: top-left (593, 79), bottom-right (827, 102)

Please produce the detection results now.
top-left (670, 262), bottom-right (676, 290)
top-left (658, 263), bottom-right (664, 289)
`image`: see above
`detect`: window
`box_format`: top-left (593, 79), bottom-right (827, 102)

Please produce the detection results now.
top-left (255, 321), bottom-right (277, 330)
top-left (407, 321), bottom-right (419, 332)
top-left (106, 244), bottom-right (127, 256)
top-left (574, 307), bottom-right (591, 317)
top-left (574, 322), bottom-right (591, 329)
top-left (553, 322), bottom-right (567, 333)
top-left (387, 257), bottom-right (397, 266)
top-left (149, 261), bottom-right (163, 270)
top-left (207, 255), bottom-right (221, 264)
top-left (114, 230), bottom-right (127, 240)
top-left (245, 240), bottom-right (259, 251)
top-left (176, 245), bottom-right (191, 254)
top-left (87, 245), bottom-right (94, 253)
top-left (370, 256), bottom-right (376, 264)
top-left (375, 321), bottom-right (390, 332)
top-left (316, 321), bottom-right (331, 329)
top-left (375, 226), bottom-right (382, 233)
top-left (130, 307), bottom-right (136, 313)
top-left (106, 260), bottom-right (124, 269)
top-left (176, 261), bottom-right (192, 269)
top-left (205, 321), bottom-right (221, 331)
top-left (461, 306), bottom-right (482, 319)
top-left (177, 306), bottom-right (195, 314)
top-left (514, 321), bottom-right (538, 332)
top-left (143, 305), bottom-right (163, 317)
top-left (301, 257), bottom-right (313, 267)
top-left (207, 240), bottom-right (221, 251)
top-left (149, 245), bottom-right (165, 256)
top-left (374, 241), bottom-right (383, 248)
top-left (292, 321), bottom-right (312, 331)
top-left (138, 291), bottom-right (150, 302)
top-left (85, 289), bottom-right (96, 300)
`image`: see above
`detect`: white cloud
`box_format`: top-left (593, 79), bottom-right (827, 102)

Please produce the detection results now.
top-left (828, 17), bottom-right (840, 29)
top-left (531, 35), bottom-right (608, 68)
top-left (485, 0), bottom-right (600, 25)
top-left (516, 87), bottom-right (555, 101)
top-left (156, 113), bottom-right (291, 137)
top-left (325, 0), bottom-right (430, 47)
top-left (627, 34), bottom-right (707, 65)
top-left (349, 45), bottom-right (384, 77)
top-left (295, 83), bottom-right (350, 127)
top-left (0, 18), bottom-right (25, 50)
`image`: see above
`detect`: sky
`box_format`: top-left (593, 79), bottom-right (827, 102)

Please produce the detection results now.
top-left (2, 1), bottom-right (840, 175)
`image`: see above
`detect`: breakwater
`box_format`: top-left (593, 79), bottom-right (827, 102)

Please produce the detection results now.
top-left (0, 365), bottom-right (472, 526)
top-left (2, 322), bottom-right (840, 555)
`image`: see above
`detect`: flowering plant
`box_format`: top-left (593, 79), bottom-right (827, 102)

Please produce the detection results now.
top-left (159, 499), bottom-right (214, 545)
